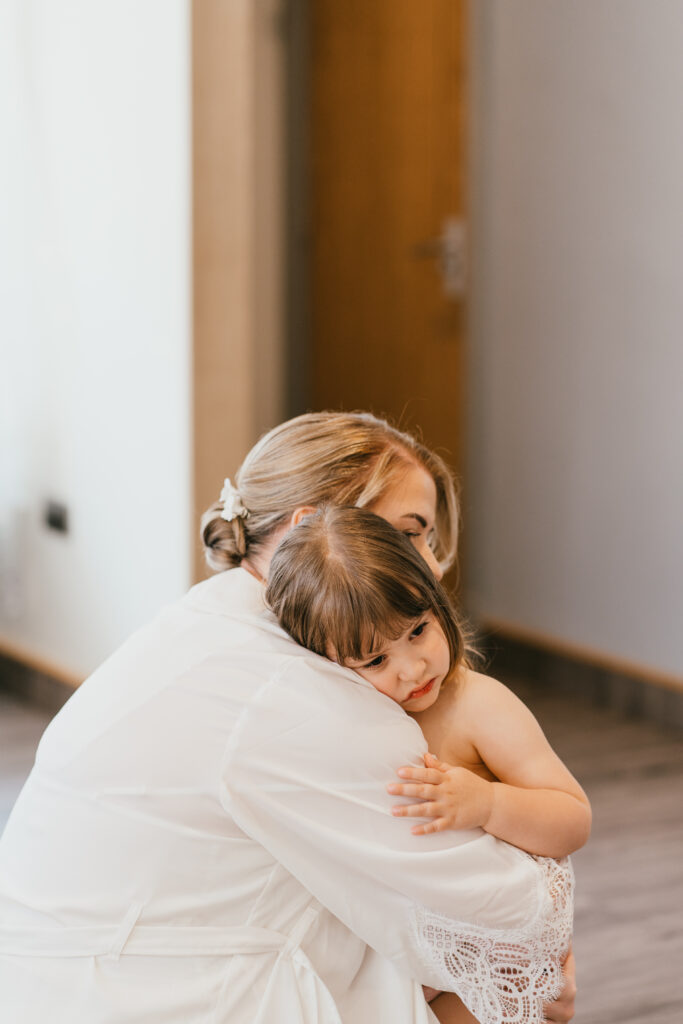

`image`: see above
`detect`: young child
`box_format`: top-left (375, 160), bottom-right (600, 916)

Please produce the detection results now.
top-left (266, 505), bottom-right (590, 1024)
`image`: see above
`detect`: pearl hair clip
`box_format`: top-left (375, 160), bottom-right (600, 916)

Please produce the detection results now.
top-left (219, 478), bottom-right (249, 522)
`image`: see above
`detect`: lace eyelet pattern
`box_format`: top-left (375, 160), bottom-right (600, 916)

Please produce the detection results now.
top-left (413, 856), bottom-right (575, 1024)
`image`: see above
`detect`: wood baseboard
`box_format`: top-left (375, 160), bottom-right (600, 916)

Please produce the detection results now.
top-left (0, 642), bottom-right (80, 714)
top-left (479, 618), bottom-right (683, 732)
top-left (479, 617), bottom-right (683, 693)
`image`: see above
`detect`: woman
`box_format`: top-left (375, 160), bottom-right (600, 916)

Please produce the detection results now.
top-left (0, 412), bottom-right (576, 1024)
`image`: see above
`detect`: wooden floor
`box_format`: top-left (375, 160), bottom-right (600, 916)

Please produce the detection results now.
top-left (508, 677), bottom-right (683, 1024)
top-left (1, 684), bottom-right (682, 1022)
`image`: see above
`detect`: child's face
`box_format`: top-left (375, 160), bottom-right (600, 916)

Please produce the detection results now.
top-left (343, 613), bottom-right (450, 712)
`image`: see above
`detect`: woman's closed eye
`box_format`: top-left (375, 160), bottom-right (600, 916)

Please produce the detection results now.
top-left (403, 529), bottom-right (437, 559)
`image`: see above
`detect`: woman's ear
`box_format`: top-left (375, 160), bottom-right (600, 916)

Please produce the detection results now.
top-left (290, 506), bottom-right (318, 528)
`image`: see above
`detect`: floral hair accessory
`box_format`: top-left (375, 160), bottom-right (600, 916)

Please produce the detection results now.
top-left (219, 478), bottom-right (249, 522)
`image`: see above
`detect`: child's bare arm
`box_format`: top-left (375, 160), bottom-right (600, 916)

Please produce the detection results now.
top-left (388, 672), bottom-right (591, 858)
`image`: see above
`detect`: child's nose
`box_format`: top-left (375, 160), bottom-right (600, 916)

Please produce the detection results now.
top-left (396, 655), bottom-right (424, 683)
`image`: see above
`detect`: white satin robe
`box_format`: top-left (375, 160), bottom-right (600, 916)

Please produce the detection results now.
top-left (0, 568), bottom-right (573, 1024)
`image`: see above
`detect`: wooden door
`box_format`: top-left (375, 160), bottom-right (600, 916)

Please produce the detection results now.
top-left (310, 0), bottom-right (468, 478)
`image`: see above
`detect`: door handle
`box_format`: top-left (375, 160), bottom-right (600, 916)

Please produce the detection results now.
top-left (412, 217), bottom-right (467, 300)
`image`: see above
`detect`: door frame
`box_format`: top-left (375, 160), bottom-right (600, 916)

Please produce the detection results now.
top-left (191, 0), bottom-right (287, 580)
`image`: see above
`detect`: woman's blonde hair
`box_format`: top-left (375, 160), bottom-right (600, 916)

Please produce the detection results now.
top-left (266, 505), bottom-right (470, 674)
top-left (201, 411), bottom-right (459, 573)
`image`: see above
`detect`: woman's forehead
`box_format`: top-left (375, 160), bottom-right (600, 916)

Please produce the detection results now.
top-left (370, 465), bottom-right (437, 527)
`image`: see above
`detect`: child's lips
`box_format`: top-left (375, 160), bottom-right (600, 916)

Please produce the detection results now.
top-left (407, 678), bottom-right (435, 700)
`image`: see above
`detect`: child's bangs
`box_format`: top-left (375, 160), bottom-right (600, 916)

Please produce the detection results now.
top-left (329, 571), bottom-right (433, 665)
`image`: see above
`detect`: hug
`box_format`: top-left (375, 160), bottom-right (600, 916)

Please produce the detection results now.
top-left (0, 411), bottom-right (584, 1024)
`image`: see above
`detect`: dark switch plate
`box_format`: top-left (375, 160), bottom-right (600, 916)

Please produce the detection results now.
top-left (45, 501), bottom-right (69, 534)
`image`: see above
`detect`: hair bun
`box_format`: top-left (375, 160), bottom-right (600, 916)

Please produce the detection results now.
top-left (200, 503), bottom-right (248, 571)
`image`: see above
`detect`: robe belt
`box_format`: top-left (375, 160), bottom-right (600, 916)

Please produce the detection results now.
top-left (0, 903), bottom-right (321, 960)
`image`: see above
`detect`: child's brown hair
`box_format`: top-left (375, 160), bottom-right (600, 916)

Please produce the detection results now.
top-left (266, 505), bottom-right (470, 673)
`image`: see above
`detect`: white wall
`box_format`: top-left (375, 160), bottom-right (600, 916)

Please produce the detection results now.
top-left (468, 1), bottom-right (683, 680)
top-left (0, 1), bottom-right (191, 679)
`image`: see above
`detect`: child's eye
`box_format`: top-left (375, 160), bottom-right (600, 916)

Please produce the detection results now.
top-left (410, 621), bottom-right (428, 639)
top-left (362, 654), bottom-right (386, 670)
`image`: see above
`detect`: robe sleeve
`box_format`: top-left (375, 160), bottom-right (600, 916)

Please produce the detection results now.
top-left (221, 653), bottom-right (574, 1024)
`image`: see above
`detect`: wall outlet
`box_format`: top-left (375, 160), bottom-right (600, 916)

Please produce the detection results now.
top-left (44, 501), bottom-right (69, 534)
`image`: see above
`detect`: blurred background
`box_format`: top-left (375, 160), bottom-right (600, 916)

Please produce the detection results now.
top-left (1, 2), bottom-right (682, 1020)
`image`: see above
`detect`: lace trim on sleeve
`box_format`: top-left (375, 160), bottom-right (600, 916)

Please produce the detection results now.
top-left (413, 856), bottom-right (574, 1024)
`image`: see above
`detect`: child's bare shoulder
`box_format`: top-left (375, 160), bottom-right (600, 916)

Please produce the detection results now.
top-left (422, 668), bottom-right (503, 722)
top-left (455, 668), bottom-right (512, 707)
top-left (452, 669), bottom-right (525, 732)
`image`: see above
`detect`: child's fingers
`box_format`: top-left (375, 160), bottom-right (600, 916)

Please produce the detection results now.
top-left (423, 752), bottom-right (452, 772)
top-left (410, 817), bottom-right (450, 836)
top-left (395, 765), bottom-right (445, 784)
top-left (386, 781), bottom-right (438, 799)
top-left (391, 800), bottom-right (440, 819)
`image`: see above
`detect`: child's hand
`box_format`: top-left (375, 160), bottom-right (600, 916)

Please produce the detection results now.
top-left (386, 753), bottom-right (494, 835)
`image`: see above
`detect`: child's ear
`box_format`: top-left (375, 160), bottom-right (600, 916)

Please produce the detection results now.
top-left (290, 506), bottom-right (318, 528)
